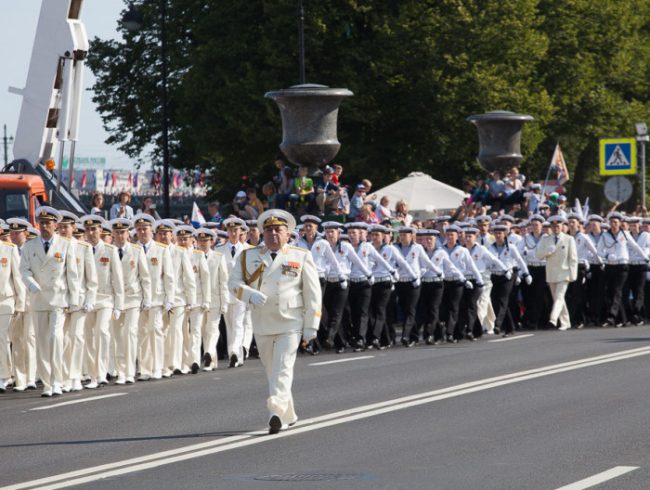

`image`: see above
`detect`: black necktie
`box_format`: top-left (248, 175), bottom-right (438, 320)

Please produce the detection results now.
top-left (554, 236), bottom-right (558, 245)
top-left (43, 241), bottom-right (50, 254)
top-left (93, 246), bottom-right (96, 255)
top-left (119, 248), bottom-right (124, 260)
top-left (271, 252), bottom-right (277, 261)
top-left (231, 246), bottom-right (236, 258)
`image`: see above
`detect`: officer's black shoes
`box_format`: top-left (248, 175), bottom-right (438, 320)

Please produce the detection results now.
top-left (269, 415), bottom-right (282, 435)
top-left (173, 368), bottom-right (183, 375)
top-left (191, 362), bottom-right (199, 375)
top-left (546, 321), bottom-right (556, 330)
top-left (601, 319), bottom-right (614, 328)
top-left (305, 341), bottom-right (319, 356)
top-left (493, 327), bottom-right (500, 335)
top-left (446, 334), bottom-right (457, 344)
top-left (321, 339), bottom-right (335, 351)
top-left (425, 336), bottom-right (435, 345)
top-left (465, 332), bottom-right (475, 341)
top-left (352, 340), bottom-right (365, 352)
top-left (229, 354), bottom-right (238, 368)
top-left (371, 339), bottom-right (382, 350)
top-left (203, 352), bottom-right (212, 368)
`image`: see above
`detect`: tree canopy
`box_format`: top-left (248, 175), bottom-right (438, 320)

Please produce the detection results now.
top-left (88, 0), bottom-right (650, 202)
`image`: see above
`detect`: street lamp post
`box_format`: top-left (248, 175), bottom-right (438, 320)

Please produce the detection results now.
top-left (636, 122), bottom-right (649, 209)
top-left (2, 124), bottom-right (14, 166)
top-left (122, 1), bottom-right (171, 218)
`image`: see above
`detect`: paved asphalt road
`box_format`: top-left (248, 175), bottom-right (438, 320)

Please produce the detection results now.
top-left (2, 326), bottom-right (650, 489)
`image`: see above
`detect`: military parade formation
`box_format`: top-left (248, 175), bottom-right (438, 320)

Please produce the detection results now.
top-left (1, 205), bottom-right (649, 411)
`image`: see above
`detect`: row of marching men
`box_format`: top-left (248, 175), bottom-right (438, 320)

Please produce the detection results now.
top-left (293, 210), bottom-right (650, 355)
top-left (0, 207), bottom-right (254, 397)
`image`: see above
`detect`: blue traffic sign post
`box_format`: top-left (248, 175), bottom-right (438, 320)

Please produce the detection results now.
top-left (599, 138), bottom-right (637, 176)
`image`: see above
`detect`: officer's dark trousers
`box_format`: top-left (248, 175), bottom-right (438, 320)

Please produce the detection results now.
top-left (369, 281), bottom-right (393, 346)
top-left (395, 282), bottom-right (421, 342)
top-left (348, 281), bottom-right (372, 343)
top-left (491, 273), bottom-right (515, 334)
top-left (443, 280), bottom-right (464, 338)
top-left (604, 264), bottom-right (629, 323)
top-left (322, 282), bottom-right (349, 348)
top-left (417, 281), bottom-right (444, 340)
top-left (460, 280), bottom-right (482, 337)
top-left (522, 265), bottom-right (548, 329)
top-left (625, 264), bottom-right (646, 322)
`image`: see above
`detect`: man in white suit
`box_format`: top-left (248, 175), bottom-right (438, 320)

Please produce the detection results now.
top-left (81, 215), bottom-right (125, 388)
top-left (194, 228), bottom-right (228, 371)
top-left (7, 218), bottom-right (37, 391)
top-left (536, 215), bottom-right (578, 331)
top-left (175, 225), bottom-right (209, 374)
top-left (134, 214), bottom-right (174, 381)
top-left (0, 231), bottom-right (26, 392)
top-left (58, 211), bottom-right (98, 393)
top-left (110, 218), bottom-right (152, 384)
top-left (215, 217), bottom-right (252, 368)
top-left (229, 209), bottom-right (322, 434)
top-left (156, 220), bottom-right (196, 376)
top-left (20, 207), bottom-right (79, 397)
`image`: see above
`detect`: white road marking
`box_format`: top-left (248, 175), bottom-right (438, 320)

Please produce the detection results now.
top-left (6, 346), bottom-right (650, 490)
top-left (29, 393), bottom-right (128, 411)
top-left (309, 355), bottom-right (374, 366)
top-left (488, 333), bottom-right (535, 343)
top-left (555, 466), bottom-right (639, 490)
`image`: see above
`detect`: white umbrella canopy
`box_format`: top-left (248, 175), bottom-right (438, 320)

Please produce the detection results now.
top-left (372, 172), bottom-right (467, 218)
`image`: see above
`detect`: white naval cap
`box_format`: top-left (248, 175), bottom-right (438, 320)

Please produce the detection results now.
top-left (35, 206), bottom-right (62, 223)
top-left (79, 214), bottom-right (105, 228)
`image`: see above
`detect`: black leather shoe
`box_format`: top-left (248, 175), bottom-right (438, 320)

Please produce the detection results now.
top-left (269, 415), bottom-right (282, 435)
top-left (191, 362), bottom-right (199, 374)
top-left (229, 354), bottom-right (238, 368)
top-left (336, 347), bottom-right (345, 354)
top-left (465, 332), bottom-right (475, 341)
top-left (173, 368), bottom-right (183, 375)
top-left (546, 321), bottom-right (556, 330)
top-left (371, 339), bottom-right (382, 350)
top-left (203, 352), bottom-right (212, 368)
top-left (425, 336), bottom-right (435, 345)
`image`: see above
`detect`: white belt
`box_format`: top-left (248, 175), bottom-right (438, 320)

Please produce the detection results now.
top-left (527, 262), bottom-right (544, 267)
top-left (398, 278), bottom-right (415, 283)
top-left (421, 277), bottom-right (441, 283)
top-left (374, 276), bottom-right (392, 283)
top-left (350, 277), bottom-right (370, 283)
top-left (606, 260), bottom-right (629, 265)
top-left (491, 271), bottom-right (508, 276)
top-left (630, 261), bottom-right (647, 266)
top-left (326, 277), bottom-right (344, 283)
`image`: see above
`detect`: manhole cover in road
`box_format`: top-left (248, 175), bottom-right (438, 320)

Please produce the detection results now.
top-left (254, 473), bottom-right (366, 481)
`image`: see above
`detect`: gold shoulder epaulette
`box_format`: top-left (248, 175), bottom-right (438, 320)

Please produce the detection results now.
top-left (194, 249), bottom-right (204, 254)
top-left (131, 243), bottom-right (142, 248)
top-left (155, 241), bottom-right (168, 248)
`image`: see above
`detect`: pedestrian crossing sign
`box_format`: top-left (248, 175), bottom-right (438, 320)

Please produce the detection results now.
top-left (599, 138), bottom-right (637, 175)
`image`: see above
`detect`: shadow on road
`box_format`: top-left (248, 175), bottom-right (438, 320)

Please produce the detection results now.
top-left (0, 430), bottom-right (262, 448)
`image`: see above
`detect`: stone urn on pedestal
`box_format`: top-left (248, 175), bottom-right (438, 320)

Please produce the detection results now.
top-left (467, 110), bottom-right (533, 172)
top-left (265, 83), bottom-right (353, 173)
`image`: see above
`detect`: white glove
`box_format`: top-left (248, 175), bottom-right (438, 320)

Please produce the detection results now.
top-left (141, 302), bottom-right (151, 311)
top-left (464, 280), bottom-right (473, 290)
top-left (303, 327), bottom-right (318, 341)
top-left (220, 304), bottom-right (228, 315)
top-left (584, 261), bottom-right (590, 272)
top-left (250, 291), bottom-right (267, 306)
top-left (547, 246), bottom-right (557, 255)
top-left (185, 304), bottom-right (197, 311)
top-left (412, 278), bottom-right (421, 288)
top-left (524, 274), bottom-right (533, 285)
top-left (608, 254), bottom-right (617, 262)
top-left (165, 302), bottom-right (173, 312)
top-left (28, 282), bottom-right (41, 293)
top-left (201, 303), bottom-right (210, 312)
top-left (367, 276), bottom-right (375, 286)
top-left (505, 271), bottom-right (513, 280)
top-left (582, 276), bottom-right (586, 285)
top-left (112, 309), bottom-right (121, 321)
top-left (600, 263), bottom-right (606, 271)
top-left (83, 303), bottom-right (94, 313)
top-left (340, 280), bottom-right (348, 290)
top-left (515, 276), bottom-right (521, 286)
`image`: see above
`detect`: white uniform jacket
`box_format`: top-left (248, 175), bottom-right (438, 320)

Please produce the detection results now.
top-left (140, 240), bottom-right (175, 307)
top-left (536, 233), bottom-right (578, 283)
top-left (169, 245), bottom-right (197, 307)
top-left (20, 235), bottom-right (79, 311)
top-left (229, 245), bottom-right (322, 335)
top-left (117, 242), bottom-right (152, 310)
top-left (92, 241), bottom-right (125, 311)
top-left (0, 241), bottom-right (26, 314)
top-left (206, 249), bottom-right (229, 312)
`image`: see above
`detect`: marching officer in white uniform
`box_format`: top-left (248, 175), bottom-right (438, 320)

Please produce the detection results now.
top-left (20, 207), bottom-right (79, 397)
top-left (110, 218), bottom-right (152, 384)
top-left (176, 225), bottom-right (210, 374)
top-left (81, 215), bottom-right (124, 388)
top-left (194, 228), bottom-right (229, 370)
top-left (134, 213), bottom-right (174, 380)
top-left (0, 230), bottom-right (25, 392)
top-left (229, 209), bottom-right (321, 434)
top-left (7, 218), bottom-right (37, 391)
top-left (58, 211), bottom-right (97, 392)
top-left (215, 217), bottom-right (253, 367)
top-left (536, 215), bottom-right (578, 330)
top-left (156, 220), bottom-right (196, 376)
